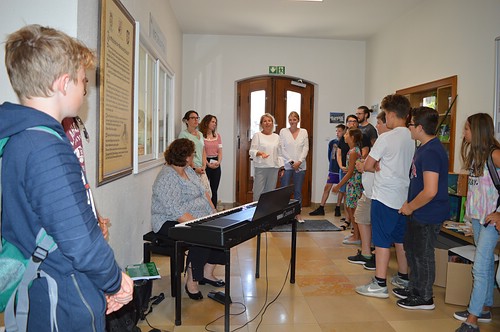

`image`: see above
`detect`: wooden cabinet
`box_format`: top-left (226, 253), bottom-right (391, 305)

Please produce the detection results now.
top-left (396, 76), bottom-right (457, 171)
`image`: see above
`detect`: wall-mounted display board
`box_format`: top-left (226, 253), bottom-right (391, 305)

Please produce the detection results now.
top-left (97, 0), bottom-right (136, 185)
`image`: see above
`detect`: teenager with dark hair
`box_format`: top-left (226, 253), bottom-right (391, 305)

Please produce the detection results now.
top-left (395, 106), bottom-right (449, 310)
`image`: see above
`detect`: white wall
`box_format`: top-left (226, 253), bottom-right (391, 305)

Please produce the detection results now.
top-left (182, 35), bottom-right (366, 203)
top-left (0, 0), bottom-right (183, 267)
top-left (0, 0), bottom-right (78, 102)
top-left (366, 0), bottom-right (500, 172)
top-left (3, 0), bottom-right (497, 267)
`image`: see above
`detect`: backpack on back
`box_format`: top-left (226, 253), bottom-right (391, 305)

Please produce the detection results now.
top-left (486, 149), bottom-right (500, 209)
top-left (0, 126), bottom-right (61, 331)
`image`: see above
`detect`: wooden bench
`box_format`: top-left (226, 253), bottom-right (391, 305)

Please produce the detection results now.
top-left (143, 231), bottom-right (187, 297)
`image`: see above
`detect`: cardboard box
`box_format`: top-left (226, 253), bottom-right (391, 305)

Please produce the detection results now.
top-left (444, 245), bottom-right (500, 306)
top-left (434, 248), bottom-right (448, 287)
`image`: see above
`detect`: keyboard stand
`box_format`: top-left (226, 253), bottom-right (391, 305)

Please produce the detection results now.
top-left (173, 218), bottom-right (298, 330)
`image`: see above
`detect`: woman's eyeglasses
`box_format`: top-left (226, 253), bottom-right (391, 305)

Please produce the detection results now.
top-left (189, 116), bottom-right (200, 120)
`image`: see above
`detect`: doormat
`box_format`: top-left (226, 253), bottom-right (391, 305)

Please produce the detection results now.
top-left (270, 219), bottom-right (341, 232)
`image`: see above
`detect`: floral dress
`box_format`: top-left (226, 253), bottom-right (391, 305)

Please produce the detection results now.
top-left (346, 146), bottom-right (363, 208)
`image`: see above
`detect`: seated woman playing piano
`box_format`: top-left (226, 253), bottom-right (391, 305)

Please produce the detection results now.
top-left (151, 138), bottom-right (226, 300)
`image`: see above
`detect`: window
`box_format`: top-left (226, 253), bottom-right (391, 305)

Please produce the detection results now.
top-left (286, 90), bottom-right (301, 119)
top-left (134, 41), bottom-right (174, 173)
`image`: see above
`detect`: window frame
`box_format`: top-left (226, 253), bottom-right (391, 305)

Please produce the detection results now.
top-left (133, 25), bottom-right (175, 173)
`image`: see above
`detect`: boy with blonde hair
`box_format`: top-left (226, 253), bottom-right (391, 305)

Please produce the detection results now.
top-left (1, 24), bottom-right (132, 331)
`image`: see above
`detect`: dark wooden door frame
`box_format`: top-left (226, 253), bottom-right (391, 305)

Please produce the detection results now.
top-left (235, 75), bottom-right (314, 206)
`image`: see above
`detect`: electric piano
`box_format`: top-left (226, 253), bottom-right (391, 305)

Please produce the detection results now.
top-left (168, 186), bottom-right (300, 331)
top-left (168, 199), bottom-right (300, 248)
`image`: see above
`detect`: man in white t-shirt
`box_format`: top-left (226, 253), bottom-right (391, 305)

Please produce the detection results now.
top-left (355, 94), bottom-right (415, 299)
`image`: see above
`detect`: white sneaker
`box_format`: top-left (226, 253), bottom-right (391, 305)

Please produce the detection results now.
top-left (391, 274), bottom-right (409, 289)
top-left (355, 278), bottom-right (389, 298)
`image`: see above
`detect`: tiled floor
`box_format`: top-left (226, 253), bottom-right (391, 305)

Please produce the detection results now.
top-left (1, 209), bottom-right (497, 332)
top-left (137, 207), bottom-right (500, 332)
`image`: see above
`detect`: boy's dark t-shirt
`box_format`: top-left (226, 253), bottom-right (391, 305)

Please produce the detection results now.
top-left (359, 123), bottom-right (378, 147)
top-left (408, 137), bottom-right (450, 224)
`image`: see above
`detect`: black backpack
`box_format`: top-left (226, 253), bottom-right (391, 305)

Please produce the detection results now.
top-left (486, 149), bottom-right (500, 210)
top-left (106, 279), bottom-right (152, 332)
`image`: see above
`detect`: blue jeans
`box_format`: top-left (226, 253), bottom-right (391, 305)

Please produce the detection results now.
top-left (404, 217), bottom-right (441, 300)
top-left (468, 218), bottom-right (499, 316)
top-left (281, 169), bottom-right (305, 205)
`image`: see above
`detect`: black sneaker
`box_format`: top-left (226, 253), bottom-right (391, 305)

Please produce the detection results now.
top-left (454, 310), bottom-right (492, 323)
top-left (334, 206), bottom-right (341, 216)
top-left (397, 296), bottom-right (435, 310)
top-left (309, 206), bottom-right (325, 216)
top-left (347, 250), bottom-right (371, 265)
top-left (363, 255), bottom-right (376, 270)
top-left (392, 287), bottom-right (411, 299)
top-left (455, 322), bottom-right (480, 332)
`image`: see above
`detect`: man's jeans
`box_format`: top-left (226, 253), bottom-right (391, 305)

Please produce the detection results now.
top-left (468, 218), bottom-right (499, 316)
top-left (404, 217), bottom-right (441, 300)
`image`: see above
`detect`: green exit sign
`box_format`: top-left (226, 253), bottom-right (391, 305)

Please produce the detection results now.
top-left (269, 66), bottom-right (285, 75)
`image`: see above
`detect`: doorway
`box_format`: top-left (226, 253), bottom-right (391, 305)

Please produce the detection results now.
top-left (235, 75), bottom-right (314, 206)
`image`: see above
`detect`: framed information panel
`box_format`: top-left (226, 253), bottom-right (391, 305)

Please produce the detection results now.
top-left (97, 0), bottom-right (135, 185)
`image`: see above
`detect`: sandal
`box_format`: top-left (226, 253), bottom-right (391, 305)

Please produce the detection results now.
top-left (340, 221), bottom-right (351, 230)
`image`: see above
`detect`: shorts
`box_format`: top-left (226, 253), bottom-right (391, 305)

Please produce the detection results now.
top-left (338, 169), bottom-right (347, 193)
top-left (371, 199), bottom-right (407, 248)
top-left (326, 171), bottom-right (340, 184)
top-left (354, 193), bottom-right (371, 225)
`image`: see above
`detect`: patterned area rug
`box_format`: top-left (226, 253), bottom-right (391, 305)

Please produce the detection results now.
top-left (270, 219), bottom-right (341, 232)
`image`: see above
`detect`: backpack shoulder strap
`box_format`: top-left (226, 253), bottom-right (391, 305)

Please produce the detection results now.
top-left (4, 229), bottom-right (58, 332)
top-left (26, 125), bottom-right (61, 138)
top-left (0, 138), bottom-right (7, 250)
top-left (486, 149), bottom-right (500, 209)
